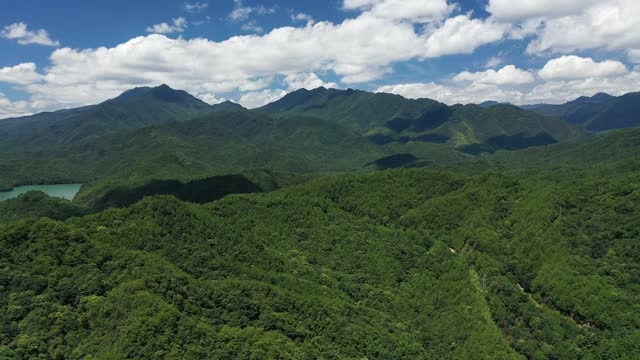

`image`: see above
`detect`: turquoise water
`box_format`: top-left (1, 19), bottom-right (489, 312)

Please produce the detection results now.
top-left (0, 184), bottom-right (83, 202)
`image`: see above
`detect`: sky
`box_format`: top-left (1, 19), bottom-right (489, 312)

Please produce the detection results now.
top-left (1, 0), bottom-right (639, 118)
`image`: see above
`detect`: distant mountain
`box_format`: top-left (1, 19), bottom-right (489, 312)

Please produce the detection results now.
top-left (0, 84), bottom-right (214, 148)
top-left (260, 87), bottom-right (582, 154)
top-left (521, 92), bottom-right (640, 131)
top-left (211, 100), bottom-right (245, 111)
top-left (260, 87), bottom-right (450, 134)
top-left (478, 101), bottom-right (513, 108)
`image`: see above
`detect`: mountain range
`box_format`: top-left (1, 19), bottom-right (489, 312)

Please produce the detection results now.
top-left (518, 92), bottom-right (640, 132)
top-left (0, 84), bottom-right (589, 190)
top-left (2, 84), bottom-right (640, 359)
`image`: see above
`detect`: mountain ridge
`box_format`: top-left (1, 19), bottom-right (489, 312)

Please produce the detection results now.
top-left (520, 91), bottom-right (640, 131)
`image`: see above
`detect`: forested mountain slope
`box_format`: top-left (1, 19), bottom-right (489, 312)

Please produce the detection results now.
top-left (1, 165), bottom-right (639, 358)
top-left (0, 85), bottom-right (587, 192)
top-left (0, 85), bottom-right (214, 148)
top-left (260, 87), bottom-right (582, 152)
top-left (0, 109), bottom-right (387, 189)
top-left (491, 127), bottom-right (640, 168)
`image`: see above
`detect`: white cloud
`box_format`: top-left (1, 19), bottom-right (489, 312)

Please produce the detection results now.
top-left (496, 0), bottom-right (640, 54)
top-left (345, 0), bottom-right (453, 23)
top-left (0, 22), bottom-right (59, 46)
top-left (0, 3), bottom-right (509, 115)
top-left (146, 17), bottom-right (188, 34)
top-left (0, 93), bottom-right (33, 119)
top-left (378, 59), bottom-right (640, 106)
top-left (240, 21), bottom-right (264, 33)
top-left (197, 92), bottom-right (225, 105)
top-left (454, 65), bottom-right (535, 85)
top-left (230, 0), bottom-right (276, 21)
top-left (284, 73), bottom-right (337, 91)
top-left (376, 82), bottom-right (526, 105)
top-left (629, 49), bottom-right (640, 64)
top-left (0, 63), bottom-right (43, 85)
top-left (538, 56), bottom-right (628, 81)
top-left (239, 89), bottom-right (287, 108)
top-left (485, 56), bottom-right (503, 68)
top-left (526, 72), bottom-right (640, 103)
top-left (487, 0), bottom-right (598, 20)
top-left (342, 0), bottom-right (381, 9)
top-left (184, 1), bottom-right (208, 13)
top-left (291, 13), bottom-right (314, 25)
top-left (342, 0), bottom-right (453, 22)
top-left (423, 15), bottom-right (508, 58)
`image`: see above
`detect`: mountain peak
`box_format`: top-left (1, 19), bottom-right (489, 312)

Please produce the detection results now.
top-left (572, 92), bottom-right (614, 104)
top-left (110, 84), bottom-right (208, 106)
top-left (211, 100), bottom-right (245, 111)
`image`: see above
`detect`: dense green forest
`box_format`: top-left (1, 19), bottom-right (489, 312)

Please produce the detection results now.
top-left (1, 163), bottom-right (640, 358)
top-left (1, 85), bottom-right (640, 358)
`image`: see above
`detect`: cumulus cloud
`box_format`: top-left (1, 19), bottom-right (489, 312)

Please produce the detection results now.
top-left (423, 15), bottom-right (508, 58)
top-left (489, 0), bottom-right (640, 54)
top-left (376, 82), bottom-right (526, 105)
top-left (239, 89), bottom-right (287, 108)
top-left (197, 92), bottom-right (226, 105)
top-left (1, 22), bottom-right (59, 46)
top-left (146, 17), bottom-right (188, 34)
top-left (230, 0), bottom-right (276, 21)
top-left (378, 57), bottom-right (640, 106)
top-left (487, 0), bottom-right (598, 20)
top-left (284, 73), bottom-right (337, 91)
top-left (344, 0), bottom-right (453, 23)
top-left (0, 1), bottom-right (510, 115)
top-left (526, 71), bottom-right (640, 103)
top-left (0, 63), bottom-right (43, 85)
top-left (538, 56), bottom-right (628, 81)
top-left (629, 49), bottom-right (640, 63)
top-left (454, 65), bottom-right (535, 85)
top-left (0, 93), bottom-right (33, 119)
top-left (184, 1), bottom-right (208, 13)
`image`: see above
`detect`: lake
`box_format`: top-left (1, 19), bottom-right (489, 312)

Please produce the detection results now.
top-left (0, 184), bottom-right (83, 202)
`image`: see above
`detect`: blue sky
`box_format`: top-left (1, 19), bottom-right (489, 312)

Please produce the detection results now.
top-left (1, 0), bottom-right (639, 117)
